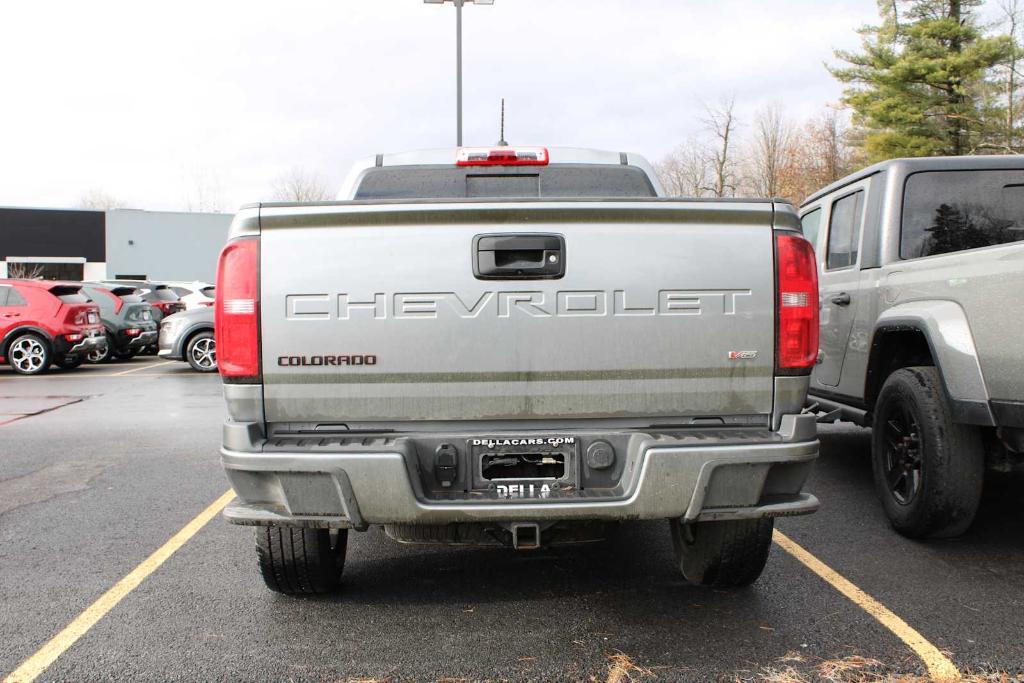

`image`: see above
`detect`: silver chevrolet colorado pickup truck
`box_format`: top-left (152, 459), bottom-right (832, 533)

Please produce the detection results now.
top-left (800, 156), bottom-right (1024, 539)
top-left (215, 146), bottom-right (821, 594)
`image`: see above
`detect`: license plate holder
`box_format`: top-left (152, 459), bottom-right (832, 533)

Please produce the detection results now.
top-left (468, 436), bottom-right (579, 491)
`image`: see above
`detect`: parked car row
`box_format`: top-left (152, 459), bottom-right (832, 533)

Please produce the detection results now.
top-left (0, 278), bottom-right (217, 375)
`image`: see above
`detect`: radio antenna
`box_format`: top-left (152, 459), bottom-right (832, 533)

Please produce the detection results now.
top-left (497, 98), bottom-right (508, 146)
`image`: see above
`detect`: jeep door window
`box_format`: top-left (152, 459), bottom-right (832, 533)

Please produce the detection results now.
top-left (826, 190), bottom-right (864, 270)
top-left (901, 170), bottom-right (1024, 259)
top-left (800, 208), bottom-right (822, 250)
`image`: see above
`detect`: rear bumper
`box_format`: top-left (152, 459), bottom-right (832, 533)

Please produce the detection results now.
top-left (221, 414), bottom-right (820, 530)
top-left (54, 328), bottom-right (106, 356)
top-left (122, 328), bottom-right (157, 351)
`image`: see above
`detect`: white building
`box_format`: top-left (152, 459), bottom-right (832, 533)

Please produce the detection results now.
top-left (0, 206), bottom-right (232, 282)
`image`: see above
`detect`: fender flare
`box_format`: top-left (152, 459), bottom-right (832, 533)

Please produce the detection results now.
top-left (178, 324), bottom-right (214, 357)
top-left (872, 300), bottom-right (993, 425)
top-left (1, 325), bottom-right (56, 357)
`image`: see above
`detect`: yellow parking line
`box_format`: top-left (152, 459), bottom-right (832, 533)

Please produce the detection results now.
top-left (2, 490), bottom-right (235, 683)
top-left (773, 529), bottom-right (961, 682)
top-left (111, 360), bottom-right (177, 376)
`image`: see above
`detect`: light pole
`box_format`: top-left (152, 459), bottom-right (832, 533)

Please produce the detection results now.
top-left (424, 0), bottom-right (494, 146)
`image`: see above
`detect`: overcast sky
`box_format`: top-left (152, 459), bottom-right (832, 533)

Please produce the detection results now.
top-left (0, 0), bottom-right (884, 212)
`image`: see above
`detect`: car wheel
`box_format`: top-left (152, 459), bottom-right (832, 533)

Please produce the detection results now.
top-left (113, 349), bottom-right (137, 360)
top-left (54, 356), bottom-right (84, 370)
top-left (86, 334), bottom-right (114, 364)
top-left (185, 331), bottom-right (217, 372)
top-left (7, 333), bottom-right (51, 375)
top-left (871, 366), bottom-right (984, 538)
top-left (669, 517), bottom-right (773, 587)
top-left (255, 527), bottom-right (348, 595)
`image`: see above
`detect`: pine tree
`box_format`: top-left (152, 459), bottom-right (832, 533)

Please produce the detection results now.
top-left (831, 0), bottom-right (1015, 161)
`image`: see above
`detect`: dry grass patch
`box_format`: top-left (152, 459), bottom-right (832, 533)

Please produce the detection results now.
top-left (604, 651), bottom-right (655, 683)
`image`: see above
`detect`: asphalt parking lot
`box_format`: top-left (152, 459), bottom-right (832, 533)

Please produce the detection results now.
top-left (1, 356), bottom-right (1022, 682)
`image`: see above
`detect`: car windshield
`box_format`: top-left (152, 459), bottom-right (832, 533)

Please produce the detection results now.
top-left (353, 165), bottom-right (657, 200)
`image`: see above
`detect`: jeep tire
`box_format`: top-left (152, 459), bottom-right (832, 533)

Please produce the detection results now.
top-left (871, 366), bottom-right (984, 539)
top-left (669, 517), bottom-right (773, 587)
top-left (255, 527), bottom-right (348, 595)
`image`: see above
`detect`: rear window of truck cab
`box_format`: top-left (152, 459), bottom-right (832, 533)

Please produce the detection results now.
top-left (353, 165), bottom-right (658, 200)
top-left (901, 169), bottom-right (1024, 259)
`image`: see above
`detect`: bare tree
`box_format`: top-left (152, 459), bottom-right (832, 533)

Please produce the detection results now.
top-left (7, 263), bottom-right (45, 279)
top-left (701, 95), bottom-right (739, 197)
top-left (77, 189), bottom-right (125, 210)
top-left (270, 167), bottom-right (333, 202)
top-left (184, 169), bottom-right (225, 213)
top-left (746, 103), bottom-right (794, 198)
top-left (655, 139), bottom-right (709, 197)
top-left (775, 107), bottom-right (864, 206)
top-left (1000, 0), bottom-right (1023, 152)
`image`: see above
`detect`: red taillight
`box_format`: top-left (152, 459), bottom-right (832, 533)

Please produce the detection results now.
top-left (64, 333), bottom-right (84, 342)
top-left (125, 328), bottom-right (141, 337)
top-left (775, 233), bottom-right (819, 371)
top-left (456, 146), bottom-right (549, 166)
top-left (216, 238), bottom-right (260, 382)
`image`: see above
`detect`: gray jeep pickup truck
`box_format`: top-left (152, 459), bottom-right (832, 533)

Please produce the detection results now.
top-left (215, 146), bottom-right (821, 594)
top-left (800, 156), bottom-right (1024, 539)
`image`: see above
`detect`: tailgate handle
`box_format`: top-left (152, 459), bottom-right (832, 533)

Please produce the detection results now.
top-left (473, 233), bottom-right (565, 280)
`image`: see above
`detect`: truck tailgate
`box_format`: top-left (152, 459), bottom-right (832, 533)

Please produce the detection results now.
top-left (258, 201), bottom-right (776, 424)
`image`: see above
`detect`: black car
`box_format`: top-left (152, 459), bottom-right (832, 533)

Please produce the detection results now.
top-left (80, 284), bottom-right (159, 362)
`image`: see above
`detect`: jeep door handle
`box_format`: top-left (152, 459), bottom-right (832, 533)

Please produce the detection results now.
top-left (831, 292), bottom-right (851, 306)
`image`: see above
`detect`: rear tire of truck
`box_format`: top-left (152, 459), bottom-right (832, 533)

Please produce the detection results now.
top-left (669, 518), bottom-right (773, 587)
top-left (871, 366), bottom-right (984, 539)
top-left (254, 527), bottom-right (347, 595)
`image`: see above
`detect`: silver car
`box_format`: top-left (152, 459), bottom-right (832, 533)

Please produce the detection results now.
top-left (157, 307), bottom-right (216, 372)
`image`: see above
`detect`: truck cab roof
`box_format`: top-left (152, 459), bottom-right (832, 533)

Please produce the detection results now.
top-left (337, 146), bottom-right (665, 200)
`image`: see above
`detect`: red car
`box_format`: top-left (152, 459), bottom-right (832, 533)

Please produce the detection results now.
top-left (0, 279), bottom-right (107, 375)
